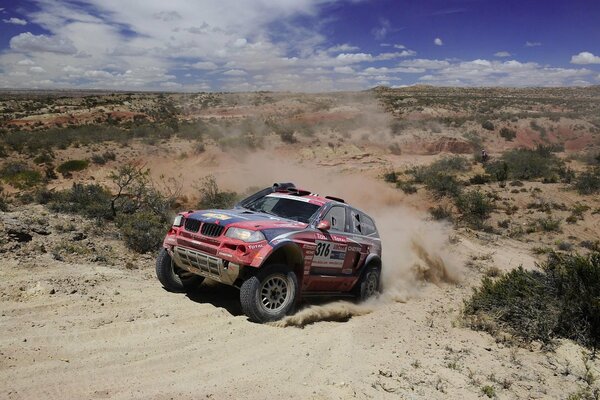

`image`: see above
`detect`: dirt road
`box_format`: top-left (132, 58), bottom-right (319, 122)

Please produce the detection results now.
top-left (0, 234), bottom-right (588, 400)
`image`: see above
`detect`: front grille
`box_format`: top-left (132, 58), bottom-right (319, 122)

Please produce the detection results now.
top-left (201, 223), bottom-right (224, 237)
top-left (173, 246), bottom-right (221, 278)
top-left (184, 218), bottom-right (201, 233)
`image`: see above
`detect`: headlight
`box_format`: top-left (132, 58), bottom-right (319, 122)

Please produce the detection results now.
top-left (225, 228), bottom-right (265, 243)
top-left (173, 215), bottom-right (183, 227)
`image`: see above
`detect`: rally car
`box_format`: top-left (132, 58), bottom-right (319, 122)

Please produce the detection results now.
top-left (156, 183), bottom-right (382, 323)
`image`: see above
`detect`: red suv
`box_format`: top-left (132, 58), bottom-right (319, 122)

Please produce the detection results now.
top-left (156, 183), bottom-right (382, 323)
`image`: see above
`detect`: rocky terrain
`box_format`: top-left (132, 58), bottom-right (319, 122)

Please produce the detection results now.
top-left (1, 87), bottom-right (600, 399)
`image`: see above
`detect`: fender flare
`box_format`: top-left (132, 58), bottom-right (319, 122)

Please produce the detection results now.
top-left (361, 253), bottom-right (382, 274)
top-left (250, 240), bottom-right (305, 269)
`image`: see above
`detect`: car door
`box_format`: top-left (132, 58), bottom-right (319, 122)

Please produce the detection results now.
top-left (310, 205), bottom-right (353, 275)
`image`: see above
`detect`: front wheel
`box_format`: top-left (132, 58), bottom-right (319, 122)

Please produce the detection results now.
top-left (156, 248), bottom-right (204, 292)
top-left (354, 265), bottom-right (380, 302)
top-left (239, 264), bottom-right (298, 323)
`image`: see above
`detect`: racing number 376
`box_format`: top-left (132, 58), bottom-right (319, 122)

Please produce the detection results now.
top-left (315, 242), bottom-right (331, 257)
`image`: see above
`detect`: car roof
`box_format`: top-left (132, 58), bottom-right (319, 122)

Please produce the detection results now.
top-left (268, 191), bottom-right (339, 207)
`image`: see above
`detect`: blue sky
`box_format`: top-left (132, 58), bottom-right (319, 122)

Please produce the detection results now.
top-left (0, 0), bottom-right (599, 91)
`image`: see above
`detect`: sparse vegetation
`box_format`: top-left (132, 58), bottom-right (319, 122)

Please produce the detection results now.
top-left (195, 175), bottom-right (238, 209)
top-left (481, 121), bottom-right (495, 131)
top-left (455, 190), bottom-right (494, 229)
top-left (465, 252), bottom-right (600, 349)
top-left (499, 127), bottom-right (516, 141)
top-left (0, 162), bottom-right (42, 189)
top-left (57, 159), bottom-right (90, 176)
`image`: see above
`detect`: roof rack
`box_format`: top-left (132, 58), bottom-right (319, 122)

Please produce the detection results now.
top-left (325, 195), bottom-right (345, 203)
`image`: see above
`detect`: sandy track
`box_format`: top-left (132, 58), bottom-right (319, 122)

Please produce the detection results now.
top-left (0, 239), bottom-right (592, 400)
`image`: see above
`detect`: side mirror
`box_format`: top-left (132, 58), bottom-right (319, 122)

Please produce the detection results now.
top-left (317, 220), bottom-right (331, 231)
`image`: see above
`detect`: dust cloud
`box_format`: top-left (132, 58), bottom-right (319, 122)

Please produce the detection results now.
top-left (273, 206), bottom-right (460, 328)
top-left (148, 116), bottom-right (460, 327)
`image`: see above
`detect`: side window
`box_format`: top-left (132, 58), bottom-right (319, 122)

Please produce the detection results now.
top-left (360, 213), bottom-right (378, 237)
top-left (323, 206), bottom-right (346, 232)
top-left (351, 210), bottom-right (362, 234)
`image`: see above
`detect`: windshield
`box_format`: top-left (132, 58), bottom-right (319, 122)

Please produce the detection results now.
top-left (245, 195), bottom-right (320, 223)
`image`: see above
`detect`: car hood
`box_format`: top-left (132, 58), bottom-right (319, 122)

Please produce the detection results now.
top-left (186, 208), bottom-right (308, 231)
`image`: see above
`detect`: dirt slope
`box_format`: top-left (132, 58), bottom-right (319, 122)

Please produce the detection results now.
top-left (0, 205), bottom-right (595, 400)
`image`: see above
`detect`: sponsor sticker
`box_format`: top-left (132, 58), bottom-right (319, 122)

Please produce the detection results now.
top-left (202, 213), bottom-right (232, 220)
top-left (311, 240), bottom-right (346, 268)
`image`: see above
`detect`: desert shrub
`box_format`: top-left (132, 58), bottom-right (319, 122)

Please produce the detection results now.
top-left (0, 162), bottom-right (42, 189)
top-left (388, 143), bottom-right (402, 155)
top-left (492, 147), bottom-right (563, 181)
top-left (408, 156), bottom-right (469, 198)
top-left (91, 151), bottom-right (116, 165)
top-left (0, 186), bottom-right (8, 211)
top-left (278, 128), bottom-right (297, 144)
top-left (466, 252), bottom-right (600, 349)
top-left (57, 159), bottom-right (89, 176)
top-left (429, 205), bottom-right (453, 221)
top-left (424, 173), bottom-right (463, 198)
top-left (469, 174), bottom-right (491, 185)
top-left (574, 167), bottom-right (600, 195)
top-left (116, 211), bottom-right (169, 253)
top-left (499, 127), bottom-right (517, 141)
top-left (481, 120), bottom-right (495, 131)
top-left (537, 216), bottom-right (561, 232)
top-left (48, 183), bottom-right (113, 220)
top-left (396, 181), bottom-right (417, 194)
top-left (218, 134), bottom-right (263, 150)
top-left (455, 190), bottom-right (494, 228)
top-left (196, 175), bottom-right (238, 209)
top-left (383, 171), bottom-right (398, 183)
top-left (33, 150), bottom-right (55, 164)
top-left (2, 125), bottom-right (129, 152)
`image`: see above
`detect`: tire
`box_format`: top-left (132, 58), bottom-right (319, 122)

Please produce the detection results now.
top-left (239, 264), bottom-right (298, 323)
top-left (354, 265), bottom-right (380, 302)
top-left (156, 248), bottom-right (204, 293)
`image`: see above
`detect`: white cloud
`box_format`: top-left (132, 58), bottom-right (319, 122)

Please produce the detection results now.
top-left (393, 44), bottom-right (406, 49)
top-left (372, 18), bottom-right (390, 39)
top-left (223, 69), bottom-right (247, 76)
top-left (191, 61), bottom-right (218, 70)
top-left (416, 58), bottom-right (592, 86)
top-left (327, 44), bottom-right (359, 53)
top-left (3, 17), bottom-right (27, 25)
top-left (399, 59), bottom-right (449, 69)
top-left (10, 32), bottom-right (77, 54)
top-left (434, 37), bottom-right (443, 46)
top-left (17, 59), bottom-right (35, 65)
top-left (494, 51), bottom-right (511, 57)
top-left (30, 66), bottom-right (45, 73)
top-left (570, 51), bottom-right (600, 65)
top-left (525, 41), bottom-right (541, 47)
top-left (333, 66), bottom-right (354, 74)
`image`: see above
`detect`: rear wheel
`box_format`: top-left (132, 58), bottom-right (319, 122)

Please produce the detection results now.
top-left (354, 265), bottom-right (380, 301)
top-left (240, 264), bottom-right (298, 323)
top-left (156, 248), bottom-right (204, 292)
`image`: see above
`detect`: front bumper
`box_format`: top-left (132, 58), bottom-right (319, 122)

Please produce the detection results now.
top-left (171, 246), bottom-right (240, 286)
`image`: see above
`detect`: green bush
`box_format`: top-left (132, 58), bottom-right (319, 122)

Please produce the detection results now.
top-left (117, 211), bottom-right (169, 253)
top-left (0, 162), bottom-right (42, 189)
top-left (574, 167), bottom-right (600, 195)
top-left (465, 252), bottom-right (600, 349)
top-left (489, 147), bottom-right (563, 181)
top-left (481, 120), bottom-right (495, 131)
top-left (429, 205), bottom-right (453, 221)
top-left (48, 183), bottom-right (113, 220)
top-left (196, 175), bottom-right (238, 209)
top-left (455, 190), bottom-right (494, 228)
top-left (383, 171), bottom-right (398, 183)
top-left (57, 159), bottom-right (90, 176)
top-left (91, 151), bottom-right (116, 165)
top-left (425, 173), bottom-right (463, 198)
top-left (499, 127), bottom-right (516, 141)
top-left (396, 181), bottom-right (417, 194)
